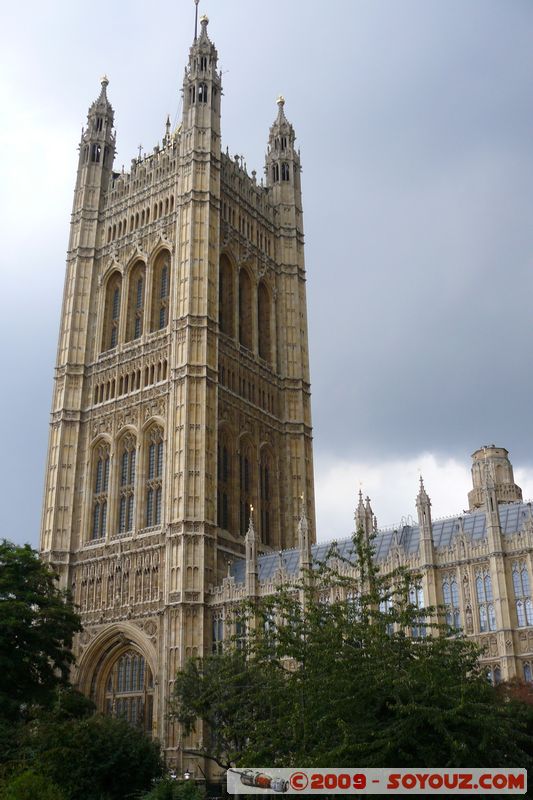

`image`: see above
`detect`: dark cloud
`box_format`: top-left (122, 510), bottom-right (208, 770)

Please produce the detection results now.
top-left (2, 0), bottom-right (533, 545)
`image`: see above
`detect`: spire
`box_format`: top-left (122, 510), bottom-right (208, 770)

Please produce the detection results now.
top-left (416, 475), bottom-right (435, 564)
top-left (77, 76), bottom-right (115, 194)
top-left (181, 10), bottom-right (221, 136)
top-left (355, 488), bottom-right (373, 541)
top-left (194, 0), bottom-right (200, 40)
top-left (245, 505), bottom-right (258, 597)
top-left (265, 96), bottom-right (300, 195)
top-left (298, 494), bottom-right (312, 575)
top-left (416, 475), bottom-right (432, 528)
top-left (355, 489), bottom-right (365, 530)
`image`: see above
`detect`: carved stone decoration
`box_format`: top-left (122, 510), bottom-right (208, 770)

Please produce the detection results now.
top-left (462, 573), bottom-right (471, 602)
top-left (465, 605), bottom-right (473, 634)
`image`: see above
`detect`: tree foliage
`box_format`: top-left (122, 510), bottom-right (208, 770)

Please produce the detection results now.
top-left (172, 530), bottom-right (533, 771)
top-left (0, 541), bottom-right (82, 722)
top-left (20, 711), bottom-right (164, 800)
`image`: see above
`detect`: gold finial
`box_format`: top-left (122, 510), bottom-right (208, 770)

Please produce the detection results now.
top-left (100, 74), bottom-right (109, 88)
top-left (200, 13), bottom-right (209, 25)
top-left (277, 95), bottom-right (285, 107)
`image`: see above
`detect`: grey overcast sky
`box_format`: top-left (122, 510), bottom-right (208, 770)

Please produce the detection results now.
top-left (2, 0), bottom-right (533, 546)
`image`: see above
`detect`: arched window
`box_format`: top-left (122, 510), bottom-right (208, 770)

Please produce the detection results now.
top-left (513, 561), bottom-right (533, 627)
top-left (238, 269), bottom-right (252, 350)
top-left (118, 434), bottom-right (136, 534)
top-left (145, 427), bottom-right (163, 527)
top-left (198, 82), bottom-right (208, 103)
top-left (257, 281), bottom-right (272, 364)
top-left (217, 434), bottom-right (231, 531)
top-left (239, 439), bottom-right (255, 535)
top-left (219, 255), bottom-right (235, 337)
top-left (272, 163), bottom-right (279, 183)
top-left (104, 650), bottom-right (153, 732)
top-left (260, 449), bottom-right (273, 546)
top-left (150, 252), bottom-right (170, 332)
top-left (126, 262), bottom-right (145, 342)
top-left (524, 662), bottom-right (533, 683)
top-left (101, 272), bottom-right (122, 351)
top-left (91, 442), bottom-right (110, 540)
top-left (442, 574), bottom-right (461, 630)
top-left (281, 162), bottom-right (290, 181)
top-left (476, 569), bottom-right (496, 632)
top-left (409, 583), bottom-right (426, 638)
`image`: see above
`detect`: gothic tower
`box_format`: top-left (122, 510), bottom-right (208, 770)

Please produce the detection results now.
top-left (40, 14), bottom-right (315, 771)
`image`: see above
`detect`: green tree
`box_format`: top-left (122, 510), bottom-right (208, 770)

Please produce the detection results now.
top-left (172, 530), bottom-right (533, 771)
top-left (0, 770), bottom-right (66, 800)
top-left (25, 713), bottom-right (164, 800)
top-left (0, 541), bottom-right (82, 722)
top-left (141, 778), bottom-right (206, 800)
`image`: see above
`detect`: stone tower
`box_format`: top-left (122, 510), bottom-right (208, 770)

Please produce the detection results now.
top-left (40, 14), bottom-right (315, 770)
top-left (468, 445), bottom-right (523, 510)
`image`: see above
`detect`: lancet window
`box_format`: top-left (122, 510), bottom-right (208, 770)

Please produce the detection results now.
top-left (104, 650), bottom-right (153, 732)
top-left (512, 561), bottom-right (533, 627)
top-left (126, 262), bottom-right (145, 342)
top-left (409, 583), bottom-right (426, 638)
top-left (91, 442), bottom-right (110, 540)
top-left (258, 281), bottom-right (272, 364)
top-left (442, 574), bottom-right (461, 630)
top-left (219, 255), bottom-right (235, 337)
top-left (212, 613), bottom-right (224, 654)
top-left (145, 427), bottom-right (163, 527)
top-left (260, 449), bottom-right (273, 546)
top-left (217, 436), bottom-right (231, 531)
top-left (239, 440), bottom-right (255, 535)
top-left (118, 434), bottom-right (136, 534)
top-left (150, 252), bottom-right (170, 332)
top-left (238, 269), bottom-right (252, 350)
top-left (476, 568), bottom-right (496, 632)
top-left (102, 272), bottom-right (122, 351)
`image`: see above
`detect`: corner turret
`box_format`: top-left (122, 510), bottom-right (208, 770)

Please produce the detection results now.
top-left (76, 76), bottom-right (115, 201)
top-left (468, 446), bottom-right (522, 511)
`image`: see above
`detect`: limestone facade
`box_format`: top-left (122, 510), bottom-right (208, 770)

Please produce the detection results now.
top-left (40, 14), bottom-right (533, 783)
top-left (40, 17), bottom-right (314, 773)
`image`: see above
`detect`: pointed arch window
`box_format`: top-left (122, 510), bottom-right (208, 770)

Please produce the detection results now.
top-left (239, 440), bottom-right (255, 535)
top-left (146, 427), bottom-right (163, 527)
top-left (198, 82), bottom-right (208, 104)
top-left (442, 574), bottom-right (461, 630)
top-left (219, 255), bottom-right (235, 337)
top-left (118, 434), bottom-right (136, 534)
top-left (91, 442), bottom-right (110, 540)
top-left (260, 449), bottom-right (273, 546)
top-left (272, 163), bottom-right (279, 183)
top-left (281, 162), bottom-right (290, 181)
top-left (238, 269), bottom-right (252, 350)
top-left (524, 662), bottom-right (533, 683)
top-left (409, 583), bottom-right (426, 638)
top-left (102, 272), bottom-right (122, 351)
top-left (126, 262), bottom-right (145, 342)
top-left (104, 650), bottom-right (153, 732)
top-left (217, 436), bottom-right (231, 531)
top-left (150, 253), bottom-right (170, 332)
top-left (258, 281), bottom-right (272, 364)
top-left (212, 613), bottom-right (224, 654)
top-left (476, 568), bottom-right (496, 632)
top-left (513, 561), bottom-right (533, 627)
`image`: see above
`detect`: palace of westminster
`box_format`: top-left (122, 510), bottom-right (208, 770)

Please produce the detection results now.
top-left (40, 10), bottom-right (533, 777)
